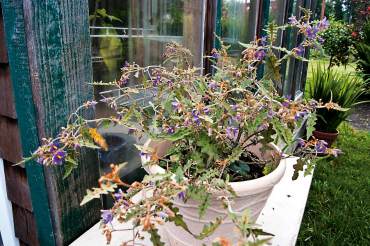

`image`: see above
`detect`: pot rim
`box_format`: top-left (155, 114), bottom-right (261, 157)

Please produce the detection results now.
top-left (313, 129), bottom-right (339, 136)
top-left (141, 140), bottom-right (287, 196)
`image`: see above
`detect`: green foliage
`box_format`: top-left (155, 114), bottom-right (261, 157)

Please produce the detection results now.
top-left (195, 217), bottom-right (222, 240)
top-left (320, 21), bottom-right (354, 67)
top-left (298, 124), bottom-right (370, 245)
top-left (80, 183), bottom-right (118, 206)
top-left (354, 21), bottom-right (370, 93)
top-left (148, 228), bottom-right (165, 246)
top-left (305, 65), bottom-right (367, 132)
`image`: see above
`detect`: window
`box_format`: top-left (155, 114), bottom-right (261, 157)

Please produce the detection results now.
top-left (220, 0), bottom-right (260, 57)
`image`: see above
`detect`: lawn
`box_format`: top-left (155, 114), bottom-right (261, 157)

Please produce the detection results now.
top-left (297, 124), bottom-right (370, 245)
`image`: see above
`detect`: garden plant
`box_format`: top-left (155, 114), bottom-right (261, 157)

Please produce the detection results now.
top-left (305, 65), bottom-right (368, 145)
top-left (21, 10), bottom-right (341, 246)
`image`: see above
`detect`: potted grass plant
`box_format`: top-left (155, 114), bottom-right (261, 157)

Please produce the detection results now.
top-left (22, 11), bottom-right (340, 245)
top-left (305, 65), bottom-right (368, 146)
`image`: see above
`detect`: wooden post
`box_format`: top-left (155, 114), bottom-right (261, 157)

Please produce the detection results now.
top-left (2, 0), bottom-right (101, 245)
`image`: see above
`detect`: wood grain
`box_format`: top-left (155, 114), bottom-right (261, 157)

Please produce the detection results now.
top-left (0, 5), bottom-right (8, 64)
top-left (22, 0), bottom-right (101, 244)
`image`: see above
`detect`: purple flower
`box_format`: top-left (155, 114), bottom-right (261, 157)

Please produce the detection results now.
top-left (114, 189), bottom-right (123, 200)
top-left (305, 26), bottom-right (319, 40)
top-left (294, 111), bottom-right (307, 121)
top-left (282, 101), bottom-right (290, 108)
top-left (294, 45), bottom-right (305, 56)
top-left (288, 16), bottom-right (298, 25)
top-left (260, 36), bottom-right (268, 46)
top-left (317, 36), bottom-right (325, 44)
top-left (230, 104), bottom-right (238, 111)
top-left (211, 48), bottom-right (220, 59)
top-left (318, 17), bottom-right (329, 31)
top-left (73, 143), bottom-right (80, 150)
top-left (52, 150), bottom-right (66, 165)
top-left (315, 140), bottom-right (328, 153)
top-left (177, 191), bottom-right (186, 201)
top-left (153, 75), bottom-right (161, 86)
top-left (208, 81), bottom-right (218, 90)
top-left (192, 109), bottom-right (201, 125)
top-left (172, 101), bottom-right (181, 112)
top-left (140, 152), bottom-right (151, 159)
top-left (167, 80), bottom-right (174, 87)
top-left (226, 127), bottom-right (239, 140)
top-left (330, 148), bottom-right (342, 157)
top-left (167, 126), bottom-right (175, 134)
top-left (203, 107), bottom-right (210, 115)
top-left (101, 210), bottom-right (113, 224)
top-left (232, 113), bottom-right (242, 122)
top-left (158, 211), bottom-right (168, 220)
top-left (267, 109), bottom-right (275, 119)
top-left (49, 140), bottom-right (60, 153)
top-left (254, 49), bottom-right (266, 61)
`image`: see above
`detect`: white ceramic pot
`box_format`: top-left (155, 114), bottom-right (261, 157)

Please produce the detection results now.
top-left (141, 140), bottom-right (286, 246)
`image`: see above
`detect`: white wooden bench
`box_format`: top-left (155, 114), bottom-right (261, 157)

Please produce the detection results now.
top-left (71, 157), bottom-right (313, 246)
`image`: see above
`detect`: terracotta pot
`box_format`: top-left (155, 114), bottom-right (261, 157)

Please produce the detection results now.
top-left (142, 140), bottom-right (286, 245)
top-left (313, 130), bottom-right (338, 147)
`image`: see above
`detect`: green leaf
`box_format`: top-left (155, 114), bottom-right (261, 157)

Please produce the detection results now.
top-left (272, 119), bottom-right (292, 144)
top-left (148, 228), bottom-right (165, 246)
top-left (80, 183), bottom-right (117, 206)
top-left (197, 132), bottom-right (220, 164)
top-left (264, 53), bottom-right (281, 83)
top-left (306, 112), bottom-right (317, 140)
top-left (174, 166), bottom-right (184, 183)
top-left (195, 217), bottom-right (222, 240)
top-left (63, 157), bottom-right (78, 179)
top-left (168, 205), bottom-right (194, 235)
top-left (159, 128), bottom-right (192, 141)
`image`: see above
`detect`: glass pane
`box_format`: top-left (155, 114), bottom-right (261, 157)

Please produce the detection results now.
top-left (89, 0), bottom-right (205, 84)
top-left (220, 0), bottom-right (260, 57)
top-left (87, 1), bottom-right (205, 199)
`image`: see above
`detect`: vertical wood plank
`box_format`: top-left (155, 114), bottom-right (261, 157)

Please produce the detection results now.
top-left (0, 5), bottom-right (9, 64)
top-left (22, 0), bottom-right (101, 244)
top-left (1, 0), bottom-right (57, 245)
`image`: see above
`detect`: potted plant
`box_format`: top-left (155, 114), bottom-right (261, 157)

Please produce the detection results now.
top-left (23, 11), bottom-right (339, 245)
top-left (305, 65), bottom-right (368, 146)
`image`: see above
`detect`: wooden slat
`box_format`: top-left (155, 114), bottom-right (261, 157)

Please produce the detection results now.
top-left (0, 5), bottom-right (9, 64)
top-left (0, 116), bottom-right (22, 163)
top-left (4, 160), bottom-right (33, 211)
top-left (12, 203), bottom-right (38, 246)
top-left (0, 66), bottom-right (17, 118)
top-left (1, 0), bottom-right (57, 244)
top-left (203, 0), bottom-right (217, 74)
top-left (22, 0), bottom-right (101, 244)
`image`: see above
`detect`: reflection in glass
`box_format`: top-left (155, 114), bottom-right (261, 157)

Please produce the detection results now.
top-left (220, 0), bottom-right (260, 57)
top-left (88, 0), bottom-right (205, 116)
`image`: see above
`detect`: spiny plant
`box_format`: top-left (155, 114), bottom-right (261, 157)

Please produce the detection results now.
top-left (20, 10), bottom-right (340, 245)
top-left (305, 64), bottom-right (368, 132)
